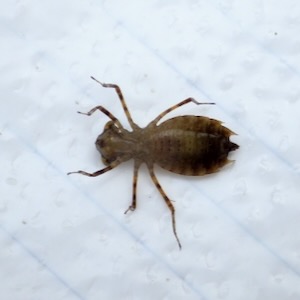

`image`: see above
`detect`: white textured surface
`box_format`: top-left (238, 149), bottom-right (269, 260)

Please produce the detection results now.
top-left (1, 1), bottom-right (300, 299)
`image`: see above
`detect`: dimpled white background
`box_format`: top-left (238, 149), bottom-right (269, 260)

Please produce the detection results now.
top-left (1, 1), bottom-right (300, 299)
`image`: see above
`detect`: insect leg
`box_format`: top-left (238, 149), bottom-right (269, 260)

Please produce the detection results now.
top-left (91, 76), bottom-right (139, 130)
top-left (124, 160), bottom-right (142, 214)
top-left (77, 106), bottom-right (123, 129)
top-left (149, 98), bottom-right (215, 126)
top-left (147, 164), bottom-right (182, 250)
top-left (67, 159), bottom-right (122, 177)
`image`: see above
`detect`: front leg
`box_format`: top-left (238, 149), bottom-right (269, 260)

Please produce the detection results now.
top-left (77, 106), bottom-right (123, 129)
top-left (67, 159), bottom-right (122, 177)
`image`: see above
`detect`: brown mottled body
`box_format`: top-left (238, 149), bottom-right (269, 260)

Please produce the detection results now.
top-left (68, 77), bottom-right (239, 249)
top-left (147, 116), bottom-right (238, 176)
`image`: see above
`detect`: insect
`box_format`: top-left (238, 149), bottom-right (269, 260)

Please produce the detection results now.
top-left (68, 76), bottom-right (239, 249)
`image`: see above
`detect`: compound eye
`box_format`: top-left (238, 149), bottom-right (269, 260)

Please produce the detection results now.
top-left (101, 156), bottom-right (112, 166)
top-left (104, 121), bottom-right (122, 133)
top-left (104, 121), bottom-right (115, 130)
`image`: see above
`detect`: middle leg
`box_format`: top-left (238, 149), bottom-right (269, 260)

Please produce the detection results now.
top-left (91, 76), bottom-right (139, 130)
top-left (125, 160), bottom-right (142, 214)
